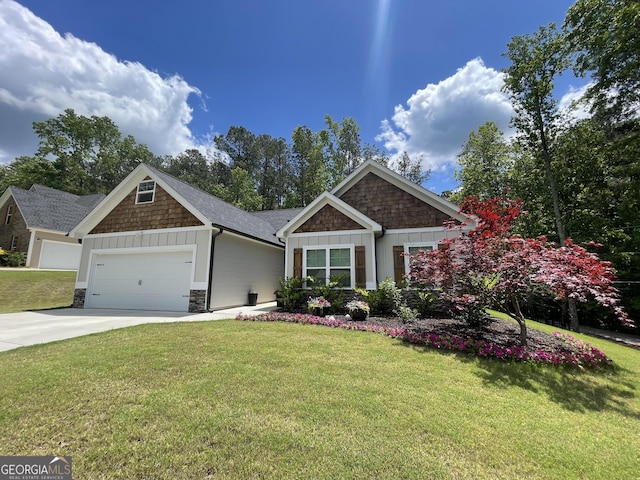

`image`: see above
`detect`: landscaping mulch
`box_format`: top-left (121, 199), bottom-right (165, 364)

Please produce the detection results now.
top-left (343, 314), bottom-right (580, 356)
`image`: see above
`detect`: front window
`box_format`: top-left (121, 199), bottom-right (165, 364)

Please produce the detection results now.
top-left (136, 180), bottom-right (156, 204)
top-left (404, 243), bottom-right (436, 274)
top-left (10, 235), bottom-right (18, 251)
top-left (4, 205), bottom-right (13, 224)
top-left (304, 246), bottom-right (353, 288)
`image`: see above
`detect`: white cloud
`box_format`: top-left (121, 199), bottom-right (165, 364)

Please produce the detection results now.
top-left (558, 83), bottom-right (592, 121)
top-left (376, 58), bottom-right (514, 171)
top-left (0, 0), bottom-right (202, 163)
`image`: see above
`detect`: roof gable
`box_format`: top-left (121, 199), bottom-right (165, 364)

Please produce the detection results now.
top-left (332, 160), bottom-right (468, 226)
top-left (277, 160), bottom-right (472, 237)
top-left (339, 172), bottom-right (457, 229)
top-left (72, 164), bottom-right (283, 246)
top-left (276, 192), bottom-right (382, 237)
top-left (294, 204), bottom-right (366, 233)
top-left (89, 182), bottom-right (203, 234)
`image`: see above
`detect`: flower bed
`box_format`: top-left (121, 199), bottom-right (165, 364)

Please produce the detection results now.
top-left (236, 312), bottom-right (611, 368)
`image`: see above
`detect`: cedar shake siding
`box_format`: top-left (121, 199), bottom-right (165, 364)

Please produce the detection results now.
top-left (0, 200), bottom-right (29, 252)
top-left (339, 172), bottom-right (454, 229)
top-left (90, 184), bottom-right (203, 234)
top-left (294, 204), bottom-right (365, 233)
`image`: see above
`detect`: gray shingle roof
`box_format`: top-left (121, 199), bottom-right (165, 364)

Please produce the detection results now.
top-left (251, 208), bottom-right (303, 231)
top-left (147, 165), bottom-right (288, 247)
top-left (10, 185), bottom-right (105, 233)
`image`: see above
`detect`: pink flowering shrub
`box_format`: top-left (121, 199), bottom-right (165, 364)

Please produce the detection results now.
top-left (236, 312), bottom-right (611, 369)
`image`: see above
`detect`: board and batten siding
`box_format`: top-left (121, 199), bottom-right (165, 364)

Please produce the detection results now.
top-left (376, 228), bottom-right (456, 282)
top-left (76, 227), bottom-right (211, 285)
top-left (285, 231), bottom-right (376, 289)
top-left (209, 233), bottom-right (284, 310)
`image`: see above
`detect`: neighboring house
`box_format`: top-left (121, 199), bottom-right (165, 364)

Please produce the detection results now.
top-left (276, 159), bottom-right (473, 289)
top-left (70, 164), bottom-right (302, 313)
top-left (0, 185), bottom-right (105, 269)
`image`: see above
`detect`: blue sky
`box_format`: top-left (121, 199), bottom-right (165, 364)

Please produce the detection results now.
top-left (0, 0), bottom-right (581, 193)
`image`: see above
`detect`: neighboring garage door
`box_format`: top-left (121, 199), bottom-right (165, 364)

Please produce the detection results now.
top-left (87, 250), bottom-right (193, 311)
top-left (39, 240), bottom-right (82, 270)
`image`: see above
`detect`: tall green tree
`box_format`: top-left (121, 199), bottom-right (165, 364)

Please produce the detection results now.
top-left (503, 23), bottom-right (581, 330)
top-left (214, 127), bottom-right (293, 210)
top-left (255, 135), bottom-right (291, 210)
top-left (0, 156), bottom-right (60, 193)
top-left (214, 126), bottom-right (260, 176)
top-left (503, 23), bottom-right (571, 245)
top-left (564, 0), bottom-right (640, 289)
top-left (324, 115), bottom-right (362, 185)
top-left (394, 151), bottom-right (430, 185)
top-left (31, 109), bottom-right (155, 194)
top-left (164, 149), bottom-right (217, 192)
top-left (210, 167), bottom-right (264, 211)
top-left (451, 122), bottom-right (513, 204)
top-left (287, 125), bottom-right (329, 207)
top-left (564, 0), bottom-right (640, 121)
top-left (361, 142), bottom-right (389, 167)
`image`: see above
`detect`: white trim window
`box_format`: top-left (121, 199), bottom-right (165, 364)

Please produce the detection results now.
top-left (10, 235), bottom-right (19, 251)
top-left (304, 245), bottom-right (353, 288)
top-left (404, 242), bottom-right (439, 274)
top-left (4, 205), bottom-right (13, 224)
top-left (136, 180), bottom-right (156, 204)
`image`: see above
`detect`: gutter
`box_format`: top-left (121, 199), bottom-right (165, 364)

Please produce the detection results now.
top-left (206, 226), bottom-right (224, 312)
top-left (211, 223), bottom-right (284, 249)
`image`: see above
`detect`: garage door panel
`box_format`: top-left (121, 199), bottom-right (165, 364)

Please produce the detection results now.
top-left (88, 250), bottom-right (193, 311)
top-left (39, 241), bottom-right (82, 270)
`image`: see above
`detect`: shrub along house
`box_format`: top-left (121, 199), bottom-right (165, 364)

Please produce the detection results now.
top-left (276, 160), bottom-right (473, 289)
top-left (0, 184), bottom-right (104, 269)
top-left (70, 164), bottom-right (301, 313)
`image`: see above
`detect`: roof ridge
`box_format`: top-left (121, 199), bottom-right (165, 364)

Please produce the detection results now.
top-left (146, 164), bottom-right (273, 221)
top-left (143, 164), bottom-right (282, 245)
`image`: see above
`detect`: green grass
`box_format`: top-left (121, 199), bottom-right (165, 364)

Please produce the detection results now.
top-left (1, 319), bottom-right (638, 479)
top-left (0, 269), bottom-right (76, 313)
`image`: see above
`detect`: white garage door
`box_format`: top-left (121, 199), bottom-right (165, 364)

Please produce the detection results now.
top-left (87, 250), bottom-right (193, 311)
top-left (39, 240), bottom-right (82, 270)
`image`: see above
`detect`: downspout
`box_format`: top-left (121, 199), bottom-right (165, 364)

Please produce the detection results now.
top-left (206, 226), bottom-right (224, 312)
top-left (373, 227), bottom-right (385, 289)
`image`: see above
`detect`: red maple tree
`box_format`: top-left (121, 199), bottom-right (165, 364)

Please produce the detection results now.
top-left (408, 197), bottom-right (632, 347)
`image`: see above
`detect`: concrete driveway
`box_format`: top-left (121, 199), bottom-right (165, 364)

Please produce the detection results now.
top-left (0, 302), bottom-right (277, 352)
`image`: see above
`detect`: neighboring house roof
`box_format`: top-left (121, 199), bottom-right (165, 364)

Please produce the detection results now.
top-left (71, 164), bottom-right (292, 247)
top-left (2, 184), bottom-right (106, 233)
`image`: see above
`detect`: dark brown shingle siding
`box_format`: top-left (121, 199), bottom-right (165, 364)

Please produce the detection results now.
top-left (340, 173), bottom-right (454, 229)
top-left (90, 184), bottom-right (203, 234)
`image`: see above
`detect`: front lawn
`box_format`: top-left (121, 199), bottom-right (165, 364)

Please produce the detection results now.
top-left (1, 319), bottom-right (638, 479)
top-left (0, 269), bottom-right (76, 313)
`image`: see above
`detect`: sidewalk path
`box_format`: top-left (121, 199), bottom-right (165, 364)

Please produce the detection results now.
top-left (580, 325), bottom-right (640, 349)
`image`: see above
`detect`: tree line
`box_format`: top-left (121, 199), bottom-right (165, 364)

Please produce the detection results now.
top-left (0, 0), bottom-right (636, 323)
top-left (447, 0), bottom-right (639, 324)
top-left (0, 110), bottom-right (427, 211)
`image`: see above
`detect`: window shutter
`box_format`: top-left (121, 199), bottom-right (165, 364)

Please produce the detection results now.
top-left (293, 248), bottom-right (302, 278)
top-left (393, 245), bottom-right (405, 283)
top-left (355, 245), bottom-right (366, 288)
